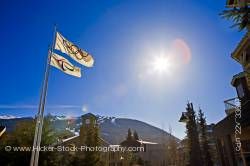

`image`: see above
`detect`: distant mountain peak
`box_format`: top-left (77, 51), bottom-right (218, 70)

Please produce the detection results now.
top-left (0, 115), bottom-right (21, 119)
top-left (49, 115), bottom-right (78, 121)
top-left (1, 114), bottom-right (179, 144)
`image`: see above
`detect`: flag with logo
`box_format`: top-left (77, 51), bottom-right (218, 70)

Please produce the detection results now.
top-left (54, 32), bottom-right (94, 67)
top-left (50, 52), bottom-right (81, 77)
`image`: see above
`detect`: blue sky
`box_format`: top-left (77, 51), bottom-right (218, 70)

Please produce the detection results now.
top-left (0, 0), bottom-right (245, 138)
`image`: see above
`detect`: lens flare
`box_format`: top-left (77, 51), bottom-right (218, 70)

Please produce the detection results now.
top-left (172, 38), bottom-right (191, 64)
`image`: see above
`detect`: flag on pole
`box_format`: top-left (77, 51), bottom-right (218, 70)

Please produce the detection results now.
top-left (50, 52), bottom-right (81, 77)
top-left (55, 32), bottom-right (94, 67)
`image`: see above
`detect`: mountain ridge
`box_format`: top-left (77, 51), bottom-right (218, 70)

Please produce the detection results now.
top-left (0, 114), bottom-right (179, 144)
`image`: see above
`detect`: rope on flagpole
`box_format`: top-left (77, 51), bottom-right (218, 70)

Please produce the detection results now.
top-left (30, 25), bottom-right (57, 166)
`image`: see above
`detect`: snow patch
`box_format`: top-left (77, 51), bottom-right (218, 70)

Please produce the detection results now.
top-left (111, 118), bottom-right (116, 125)
top-left (0, 115), bottom-right (20, 119)
top-left (102, 132), bottom-right (109, 136)
top-left (54, 115), bottom-right (77, 120)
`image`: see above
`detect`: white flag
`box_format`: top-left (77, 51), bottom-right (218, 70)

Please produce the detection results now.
top-left (50, 52), bottom-right (81, 78)
top-left (55, 32), bottom-right (94, 67)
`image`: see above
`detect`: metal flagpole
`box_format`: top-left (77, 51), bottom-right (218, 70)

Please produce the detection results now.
top-left (30, 26), bottom-right (57, 166)
top-left (33, 49), bottom-right (52, 166)
top-left (29, 61), bottom-right (47, 166)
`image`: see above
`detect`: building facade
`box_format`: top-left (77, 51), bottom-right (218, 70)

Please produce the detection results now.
top-left (213, 32), bottom-right (250, 166)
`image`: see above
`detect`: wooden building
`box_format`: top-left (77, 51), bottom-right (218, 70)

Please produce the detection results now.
top-left (213, 31), bottom-right (250, 166)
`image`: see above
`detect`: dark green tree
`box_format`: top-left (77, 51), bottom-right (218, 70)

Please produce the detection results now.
top-left (81, 123), bottom-right (101, 166)
top-left (137, 156), bottom-right (144, 165)
top-left (133, 130), bottom-right (139, 140)
top-left (166, 126), bottom-right (178, 166)
top-left (127, 128), bottom-right (133, 141)
top-left (0, 116), bottom-right (59, 166)
top-left (198, 109), bottom-right (213, 166)
top-left (220, 3), bottom-right (250, 31)
top-left (185, 102), bottom-right (203, 166)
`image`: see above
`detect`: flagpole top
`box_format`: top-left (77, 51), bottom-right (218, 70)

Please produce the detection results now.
top-left (53, 24), bottom-right (58, 33)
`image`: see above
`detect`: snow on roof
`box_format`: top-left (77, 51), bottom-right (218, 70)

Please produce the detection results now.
top-left (62, 135), bottom-right (79, 143)
top-left (137, 139), bottom-right (158, 145)
top-left (109, 145), bottom-right (120, 147)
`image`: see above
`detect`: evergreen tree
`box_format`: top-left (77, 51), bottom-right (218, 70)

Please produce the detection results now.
top-left (127, 128), bottom-right (133, 140)
top-left (81, 121), bottom-right (101, 166)
top-left (0, 116), bottom-right (59, 166)
top-left (137, 156), bottom-right (144, 165)
top-left (198, 109), bottom-right (213, 166)
top-left (185, 102), bottom-right (203, 166)
top-left (220, 2), bottom-right (250, 31)
top-left (133, 130), bottom-right (139, 140)
top-left (78, 117), bottom-right (101, 166)
top-left (167, 126), bottom-right (178, 166)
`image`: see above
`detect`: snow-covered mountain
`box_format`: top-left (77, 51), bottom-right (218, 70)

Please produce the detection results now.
top-left (0, 114), bottom-right (179, 144)
top-left (49, 115), bottom-right (78, 121)
top-left (0, 115), bottom-right (21, 119)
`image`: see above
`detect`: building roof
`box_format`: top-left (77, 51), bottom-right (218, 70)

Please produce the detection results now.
top-left (81, 113), bottom-right (96, 118)
top-left (137, 139), bottom-right (158, 145)
top-left (109, 144), bottom-right (120, 147)
top-left (62, 135), bottom-right (79, 143)
top-left (59, 135), bottom-right (111, 146)
top-left (231, 31), bottom-right (250, 63)
top-left (120, 139), bottom-right (158, 147)
top-left (120, 139), bottom-right (141, 147)
top-left (0, 126), bottom-right (6, 138)
top-left (231, 71), bottom-right (246, 86)
top-left (213, 112), bottom-right (235, 137)
top-left (99, 137), bottom-right (111, 145)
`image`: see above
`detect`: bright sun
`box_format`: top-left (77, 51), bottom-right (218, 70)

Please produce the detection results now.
top-left (152, 56), bottom-right (171, 74)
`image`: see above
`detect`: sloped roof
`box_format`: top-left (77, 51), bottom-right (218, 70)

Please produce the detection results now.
top-left (0, 126), bottom-right (6, 137)
top-left (120, 139), bottom-right (158, 147)
top-left (60, 135), bottom-right (110, 146)
top-left (137, 139), bottom-right (158, 145)
top-left (120, 139), bottom-right (141, 147)
top-left (231, 31), bottom-right (250, 63)
top-left (62, 135), bottom-right (79, 143)
top-left (81, 113), bottom-right (96, 118)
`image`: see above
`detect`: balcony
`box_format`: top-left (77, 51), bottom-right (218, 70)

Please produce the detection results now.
top-left (224, 97), bottom-right (240, 115)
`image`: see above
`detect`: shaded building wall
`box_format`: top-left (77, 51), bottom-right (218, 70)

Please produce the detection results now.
top-left (137, 144), bottom-right (167, 166)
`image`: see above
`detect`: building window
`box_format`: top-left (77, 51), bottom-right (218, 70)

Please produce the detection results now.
top-left (85, 119), bottom-right (90, 124)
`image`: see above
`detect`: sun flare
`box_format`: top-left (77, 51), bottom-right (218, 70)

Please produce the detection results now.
top-left (152, 56), bottom-right (171, 74)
